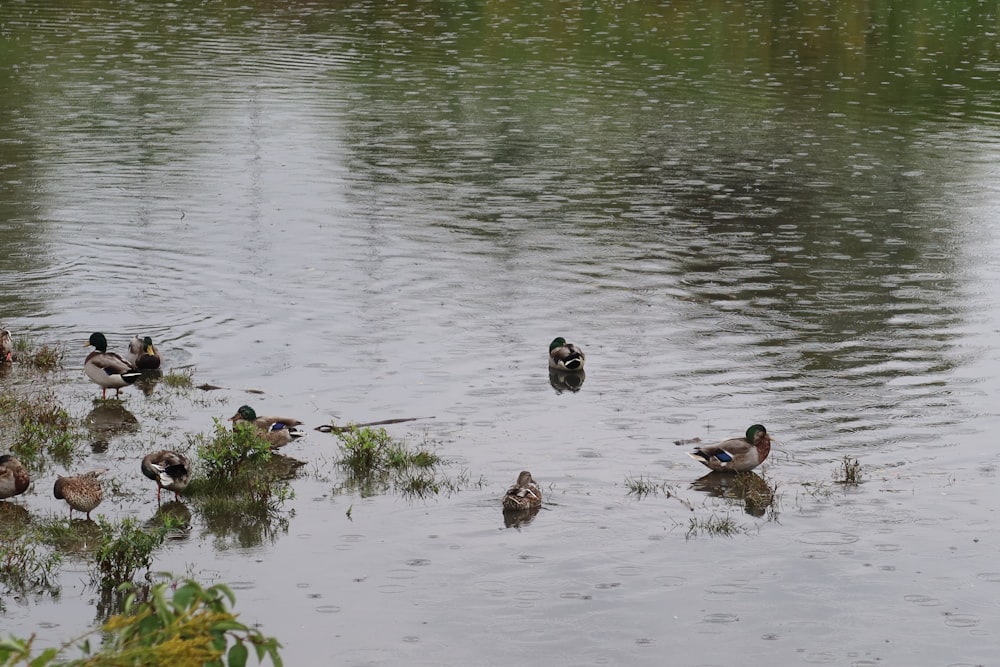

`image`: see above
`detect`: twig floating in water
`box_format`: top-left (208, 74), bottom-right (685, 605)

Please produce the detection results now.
top-left (315, 416), bottom-right (435, 434)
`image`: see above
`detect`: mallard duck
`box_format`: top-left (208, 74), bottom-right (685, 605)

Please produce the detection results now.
top-left (502, 470), bottom-right (543, 510)
top-left (127, 335), bottom-right (161, 370)
top-left (141, 450), bottom-right (190, 503)
top-left (0, 455), bottom-right (29, 500)
top-left (229, 405), bottom-right (306, 448)
top-left (0, 329), bottom-right (12, 363)
top-left (687, 424), bottom-right (772, 473)
top-left (53, 468), bottom-right (107, 519)
top-left (549, 337), bottom-right (585, 371)
top-left (85, 332), bottom-right (143, 399)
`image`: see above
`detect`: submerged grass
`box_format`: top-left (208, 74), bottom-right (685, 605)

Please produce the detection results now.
top-left (625, 475), bottom-right (674, 498)
top-left (334, 427), bottom-right (453, 499)
top-left (161, 368), bottom-right (195, 390)
top-left (686, 513), bottom-right (745, 539)
top-left (836, 456), bottom-right (863, 485)
top-left (0, 389), bottom-right (85, 470)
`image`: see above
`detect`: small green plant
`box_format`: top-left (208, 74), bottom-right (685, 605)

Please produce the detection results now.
top-left (92, 517), bottom-right (169, 591)
top-left (686, 513), bottom-right (744, 539)
top-left (12, 336), bottom-right (62, 370)
top-left (336, 427), bottom-right (438, 476)
top-left (0, 390), bottom-right (83, 469)
top-left (0, 579), bottom-right (283, 666)
top-left (0, 540), bottom-right (62, 595)
top-left (161, 368), bottom-right (194, 390)
top-left (625, 475), bottom-right (673, 498)
top-left (836, 456), bottom-right (863, 485)
top-left (196, 420), bottom-right (273, 482)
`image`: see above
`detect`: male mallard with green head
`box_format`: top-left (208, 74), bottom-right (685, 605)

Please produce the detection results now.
top-left (53, 468), bottom-right (107, 520)
top-left (687, 424), bottom-right (772, 473)
top-left (128, 335), bottom-right (161, 370)
top-left (85, 332), bottom-right (142, 399)
top-left (549, 337), bottom-right (585, 372)
top-left (0, 455), bottom-right (30, 500)
top-left (229, 405), bottom-right (306, 448)
top-left (502, 470), bottom-right (542, 510)
top-left (0, 329), bottom-right (12, 363)
top-left (141, 450), bottom-right (190, 503)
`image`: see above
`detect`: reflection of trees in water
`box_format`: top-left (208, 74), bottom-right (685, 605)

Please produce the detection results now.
top-left (690, 471), bottom-right (777, 518)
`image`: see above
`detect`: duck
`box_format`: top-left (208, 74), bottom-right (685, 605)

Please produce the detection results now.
top-left (229, 405), bottom-right (306, 448)
top-left (0, 455), bottom-right (30, 500)
top-left (502, 470), bottom-right (543, 510)
top-left (53, 468), bottom-right (107, 519)
top-left (687, 424), bottom-right (772, 473)
top-left (141, 450), bottom-right (190, 503)
top-left (549, 337), bottom-right (585, 371)
top-left (127, 335), bottom-right (161, 370)
top-left (0, 329), bottom-right (12, 363)
top-left (84, 332), bottom-right (143, 399)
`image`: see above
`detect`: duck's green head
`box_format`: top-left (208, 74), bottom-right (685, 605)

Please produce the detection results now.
top-left (549, 337), bottom-right (567, 352)
top-left (235, 405), bottom-right (257, 421)
top-left (142, 336), bottom-right (155, 351)
top-left (87, 332), bottom-right (108, 352)
top-left (746, 424), bottom-right (767, 442)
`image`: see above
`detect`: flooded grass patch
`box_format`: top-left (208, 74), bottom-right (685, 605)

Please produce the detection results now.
top-left (686, 513), bottom-right (745, 539)
top-left (0, 389), bottom-right (85, 470)
top-left (333, 427), bottom-right (459, 499)
top-left (161, 367), bottom-right (195, 390)
top-left (12, 335), bottom-right (63, 370)
top-left (625, 475), bottom-right (674, 498)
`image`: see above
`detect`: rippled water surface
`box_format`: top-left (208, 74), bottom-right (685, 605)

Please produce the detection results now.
top-left (2, 1), bottom-right (1000, 664)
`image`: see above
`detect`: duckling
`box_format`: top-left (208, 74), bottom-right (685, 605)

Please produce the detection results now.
top-left (549, 337), bottom-right (585, 371)
top-left (502, 470), bottom-right (543, 510)
top-left (127, 335), bottom-right (161, 370)
top-left (141, 450), bottom-right (190, 503)
top-left (0, 455), bottom-right (29, 500)
top-left (687, 424), bottom-right (773, 473)
top-left (84, 332), bottom-right (142, 399)
top-left (53, 469), bottom-right (107, 520)
top-left (229, 405), bottom-right (306, 448)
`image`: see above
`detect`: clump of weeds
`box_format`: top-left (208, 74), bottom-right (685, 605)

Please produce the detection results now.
top-left (334, 427), bottom-right (449, 498)
top-left (836, 455), bottom-right (863, 485)
top-left (161, 368), bottom-right (195, 390)
top-left (625, 475), bottom-right (674, 499)
top-left (184, 420), bottom-right (297, 549)
top-left (686, 513), bottom-right (745, 539)
top-left (0, 389), bottom-right (84, 470)
top-left (13, 335), bottom-right (62, 370)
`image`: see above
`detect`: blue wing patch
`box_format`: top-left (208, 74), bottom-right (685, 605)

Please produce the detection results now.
top-left (714, 450), bottom-right (734, 463)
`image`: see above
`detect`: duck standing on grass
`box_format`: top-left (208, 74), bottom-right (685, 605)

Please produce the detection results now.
top-left (141, 450), bottom-right (190, 503)
top-left (84, 332), bottom-right (143, 399)
top-left (502, 470), bottom-right (543, 510)
top-left (0, 455), bottom-right (29, 500)
top-left (128, 335), bottom-right (161, 370)
top-left (53, 469), bottom-right (107, 520)
top-left (0, 329), bottom-right (12, 362)
top-left (229, 405), bottom-right (306, 448)
top-left (548, 337), bottom-right (585, 372)
top-left (687, 424), bottom-right (772, 473)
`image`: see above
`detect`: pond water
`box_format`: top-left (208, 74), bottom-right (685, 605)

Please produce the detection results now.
top-left (2, 0), bottom-right (1000, 664)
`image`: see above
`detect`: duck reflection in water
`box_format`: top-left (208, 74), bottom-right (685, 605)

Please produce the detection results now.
top-left (503, 505), bottom-right (541, 529)
top-left (690, 471), bottom-right (776, 518)
top-left (549, 368), bottom-right (586, 393)
top-left (85, 403), bottom-right (139, 453)
top-left (147, 500), bottom-right (192, 542)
